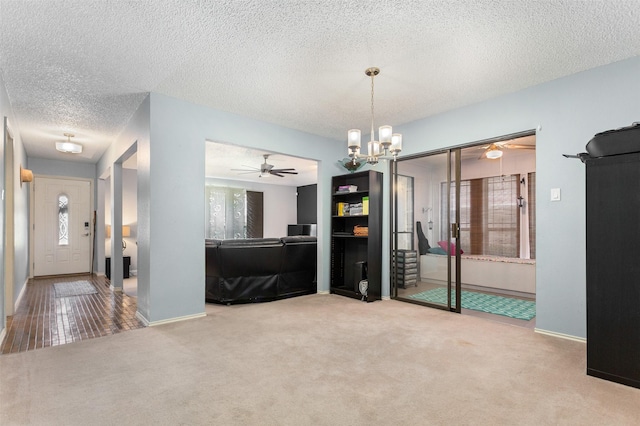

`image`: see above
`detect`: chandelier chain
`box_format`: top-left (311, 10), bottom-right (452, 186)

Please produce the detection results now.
top-left (370, 72), bottom-right (375, 142)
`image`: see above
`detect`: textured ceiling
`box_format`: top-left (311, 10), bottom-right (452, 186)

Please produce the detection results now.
top-left (205, 142), bottom-right (318, 187)
top-left (1, 0), bottom-right (640, 166)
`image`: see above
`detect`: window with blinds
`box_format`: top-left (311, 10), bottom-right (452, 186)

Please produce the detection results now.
top-left (441, 175), bottom-right (520, 257)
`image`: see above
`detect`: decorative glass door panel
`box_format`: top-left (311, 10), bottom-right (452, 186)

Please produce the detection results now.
top-left (392, 150), bottom-right (461, 312)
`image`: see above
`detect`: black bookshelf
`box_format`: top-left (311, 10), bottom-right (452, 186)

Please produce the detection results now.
top-left (330, 170), bottom-right (382, 302)
top-left (585, 153), bottom-right (640, 389)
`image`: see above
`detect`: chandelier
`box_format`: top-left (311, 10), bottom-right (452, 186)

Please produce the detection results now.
top-left (347, 67), bottom-right (402, 165)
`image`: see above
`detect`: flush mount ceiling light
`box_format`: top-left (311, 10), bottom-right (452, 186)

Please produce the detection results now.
top-left (55, 133), bottom-right (83, 154)
top-left (347, 67), bottom-right (402, 166)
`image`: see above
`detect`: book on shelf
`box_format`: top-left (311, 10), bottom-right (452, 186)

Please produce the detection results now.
top-left (349, 202), bottom-right (363, 216)
top-left (337, 185), bottom-right (358, 193)
top-left (362, 196), bottom-right (369, 215)
top-left (337, 202), bottom-right (347, 216)
top-left (337, 201), bottom-right (367, 216)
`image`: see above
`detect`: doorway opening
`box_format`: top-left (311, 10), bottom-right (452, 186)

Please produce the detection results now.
top-left (392, 132), bottom-right (536, 328)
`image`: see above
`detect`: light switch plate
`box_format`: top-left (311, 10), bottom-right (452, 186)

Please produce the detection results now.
top-left (550, 188), bottom-right (561, 201)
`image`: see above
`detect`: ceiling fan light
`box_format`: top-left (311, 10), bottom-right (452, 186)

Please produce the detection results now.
top-left (486, 148), bottom-right (503, 159)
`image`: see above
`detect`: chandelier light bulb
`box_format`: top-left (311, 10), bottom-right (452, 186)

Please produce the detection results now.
top-left (390, 133), bottom-right (403, 153)
top-left (348, 129), bottom-right (361, 150)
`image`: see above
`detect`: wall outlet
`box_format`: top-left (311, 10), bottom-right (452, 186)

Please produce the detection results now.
top-left (550, 188), bottom-right (561, 201)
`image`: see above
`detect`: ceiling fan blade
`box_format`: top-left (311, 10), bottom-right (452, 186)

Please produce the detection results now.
top-left (271, 168), bottom-right (297, 173)
top-left (271, 168), bottom-right (296, 171)
top-left (270, 172), bottom-right (285, 177)
top-left (503, 144), bottom-right (535, 150)
top-left (231, 168), bottom-right (258, 172)
top-left (274, 171), bottom-right (298, 174)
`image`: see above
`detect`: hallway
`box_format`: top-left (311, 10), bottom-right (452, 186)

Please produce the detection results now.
top-left (1, 274), bottom-right (144, 354)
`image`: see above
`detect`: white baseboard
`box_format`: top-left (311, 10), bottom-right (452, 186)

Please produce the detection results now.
top-left (317, 290), bottom-right (330, 295)
top-left (109, 284), bottom-right (123, 293)
top-left (130, 269), bottom-right (137, 276)
top-left (136, 311), bottom-right (206, 327)
top-left (535, 328), bottom-right (586, 343)
top-left (0, 327), bottom-right (6, 345)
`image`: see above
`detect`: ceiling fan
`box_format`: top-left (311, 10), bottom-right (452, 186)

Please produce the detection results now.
top-left (232, 154), bottom-right (298, 178)
top-left (478, 141), bottom-right (535, 160)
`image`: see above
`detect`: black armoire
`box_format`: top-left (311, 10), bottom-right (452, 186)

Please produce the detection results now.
top-left (586, 151), bottom-right (640, 389)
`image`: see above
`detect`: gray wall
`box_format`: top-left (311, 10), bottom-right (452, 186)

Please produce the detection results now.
top-left (393, 55), bottom-right (640, 339)
top-left (103, 169), bottom-right (138, 275)
top-left (0, 77), bottom-right (6, 334)
top-left (97, 93), bottom-right (343, 324)
top-left (0, 70), bottom-right (29, 334)
top-left (28, 157), bottom-right (96, 180)
top-left (97, 95), bottom-right (150, 320)
top-left (93, 56), bottom-right (640, 338)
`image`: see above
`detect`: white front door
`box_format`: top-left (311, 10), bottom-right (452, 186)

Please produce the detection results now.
top-left (33, 177), bottom-right (92, 276)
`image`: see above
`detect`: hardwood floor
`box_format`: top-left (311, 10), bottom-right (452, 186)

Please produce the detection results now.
top-left (1, 274), bottom-right (144, 354)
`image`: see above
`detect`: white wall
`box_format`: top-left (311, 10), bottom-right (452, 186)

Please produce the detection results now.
top-left (205, 178), bottom-right (297, 238)
top-left (393, 55), bottom-right (640, 339)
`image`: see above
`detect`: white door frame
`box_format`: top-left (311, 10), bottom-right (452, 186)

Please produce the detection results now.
top-left (29, 174), bottom-right (94, 278)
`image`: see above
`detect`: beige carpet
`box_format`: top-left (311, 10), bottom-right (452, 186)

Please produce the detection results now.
top-left (1, 294), bottom-right (638, 425)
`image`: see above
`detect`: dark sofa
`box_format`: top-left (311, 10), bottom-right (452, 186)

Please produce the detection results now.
top-left (205, 236), bottom-right (317, 304)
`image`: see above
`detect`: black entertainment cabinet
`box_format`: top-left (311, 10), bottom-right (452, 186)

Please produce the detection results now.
top-left (585, 152), bottom-right (640, 389)
top-left (105, 256), bottom-right (131, 280)
top-left (330, 170), bottom-right (382, 302)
